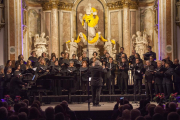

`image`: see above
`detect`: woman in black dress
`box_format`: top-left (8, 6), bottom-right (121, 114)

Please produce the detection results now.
top-left (4, 60), bottom-right (12, 75)
top-left (38, 58), bottom-right (49, 77)
top-left (80, 61), bottom-right (89, 95)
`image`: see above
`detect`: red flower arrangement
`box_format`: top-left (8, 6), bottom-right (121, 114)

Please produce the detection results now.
top-left (4, 95), bottom-right (14, 107)
top-left (14, 96), bottom-right (22, 103)
top-left (169, 92), bottom-right (178, 102)
top-left (153, 93), bottom-right (165, 104)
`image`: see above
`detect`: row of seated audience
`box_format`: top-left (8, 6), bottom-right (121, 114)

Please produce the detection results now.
top-left (0, 98), bottom-right (180, 120)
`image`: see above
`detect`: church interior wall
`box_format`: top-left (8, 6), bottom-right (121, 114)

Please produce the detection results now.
top-left (0, 28), bottom-right (4, 65)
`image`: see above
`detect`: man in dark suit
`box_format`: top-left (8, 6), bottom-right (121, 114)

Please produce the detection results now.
top-left (59, 52), bottom-right (65, 66)
top-left (144, 60), bottom-right (154, 100)
top-left (116, 47), bottom-right (127, 61)
top-left (144, 46), bottom-right (156, 60)
top-left (150, 56), bottom-right (157, 68)
top-left (129, 50), bottom-right (136, 64)
top-left (163, 62), bottom-right (174, 99)
top-left (119, 58), bottom-right (129, 94)
top-left (154, 61), bottom-right (164, 94)
top-left (133, 58), bottom-right (144, 95)
top-left (106, 57), bottom-right (116, 94)
top-left (173, 59), bottom-right (180, 94)
top-left (90, 60), bottom-right (107, 106)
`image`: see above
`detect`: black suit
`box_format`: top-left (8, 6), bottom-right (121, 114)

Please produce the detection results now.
top-left (129, 55), bottom-right (135, 64)
top-left (118, 62), bottom-right (129, 94)
top-left (150, 61), bottom-right (157, 68)
top-left (144, 65), bottom-right (154, 99)
top-left (116, 52), bottom-right (127, 61)
top-left (173, 64), bottom-right (180, 94)
top-left (106, 63), bottom-right (116, 94)
top-left (133, 63), bottom-right (144, 94)
top-left (154, 67), bottom-right (164, 94)
top-left (163, 67), bottom-right (174, 98)
top-left (144, 51), bottom-right (156, 60)
top-left (90, 65), bottom-right (107, 105)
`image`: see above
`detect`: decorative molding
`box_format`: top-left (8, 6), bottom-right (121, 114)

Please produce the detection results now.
top-left (42, 1), bottom-right (73, 11)
top-left (166, 45), bottom-right (172, 53)
top-left (107, 0), bottom-right (138, 10)
top-left (107, 1), bottom-right (123, 10)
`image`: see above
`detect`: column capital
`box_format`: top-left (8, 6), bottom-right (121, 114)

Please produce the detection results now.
top-left (122, 0), bottom-right (131, 8)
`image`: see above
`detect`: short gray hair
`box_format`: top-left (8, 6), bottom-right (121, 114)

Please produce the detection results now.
top-left (69, 61), bottom-right (74, 64)
top-left (94, 60), bottom-right (102, 66)
top-left (157, 60), bottom-right (162, 64)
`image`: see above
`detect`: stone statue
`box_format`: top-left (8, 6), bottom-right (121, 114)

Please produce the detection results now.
top-left (34, 32), bottom-right (49, 57)
top-left (132, 31), bottom-right (149, 59)
top-left (104, 38), bottom-right (113, 56)
top-left (104, 38), bottom-right (117, 60)
top-left (66, 38), bottom-right (78, 59)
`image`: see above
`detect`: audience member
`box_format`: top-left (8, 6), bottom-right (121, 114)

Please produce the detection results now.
top-left (130, 109), bottom-right (141, 120)
top-left (167, 112), bottom-right (179, 120)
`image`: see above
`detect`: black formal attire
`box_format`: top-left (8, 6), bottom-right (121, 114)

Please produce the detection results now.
top-left (150, 61), bottom-right (157, 68)
top-left (154, 66), bottom-right (164, 94)
top-left (59, 57), bottom-right (64, 66)
top-left (20, 63), bottom-right (26, 73)
top-left (106, 62), bottom-right (116, 94)
top-left (71, 59), bottom-right (78, 66)
top-left (82, 57), bottom-right (89, 64)
top-left (90, 65), bottom-right (107, 105)
top-left (129, 55), bottom-right (135, 64)
top-left (173, 64), bottom-right (180, 94)
top-left (133, 63), bottom-right (144, 94)
top-left (10, 76), bottom-right (25, 99)
top-left (132, 58), bottom-right (143, 65)
top-left (67, 66), bottom-right (77, 95)
top-left (144, 65), bottom-right (154, 99)
top-left (119, 62), bottom-right (129, 94)
top-left (116, 52), bottom-right (126, 61)
top-left (163, 67), bottom-right (174, 99)
top-left (38, 64), bottom-right (48, 77)
top-left (28, 56), bottom-right (38, 67)
top-left (0, 74), bottom-right (5, 99)
top-left (4, 73), bottom-right (12, 95)
top-left (144, 51), bottom-right (156, 60)
top-left (51, 65), bottom-right (62, 95)
top-left (80, 67), bottom-right (89, 94)
top-left (4, 66), bottom-right (12, 75)
top-left (61, 59), bottom-right (69, 73)
top-left (100, 54), bottom-right (106, 63)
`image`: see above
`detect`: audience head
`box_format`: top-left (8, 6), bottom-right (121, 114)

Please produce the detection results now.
top-left (124, 104), bottom-right (131, 110)
top-left (45, 107), bottom-right (55, 120)
top-left (55, 113), bottom-right (65, 120)
top-left (122, 109), bottom-right (130, 120)
top-left (0, 107), bottom-right (8, 120)
top-left (169, 102), bottom-right (177, 112)
top-left (54, 105), bottom-right (64, 114)
top-left (135, 116), bottom-right (145, 120)
top-left (14, 103), bottom-right (22, 113)
top-left (105, 53), bottom-right (110, 58)
top-left (69, 61), bottom-right (74, 67)
top-left (31, 103), bottom-right (39, 109)
top-left (167, 112), bottom-right (179, 120)
top-left (152, 113), bottom-right (163, 120)
top-left (51, 56), bottom-right (56, 62)
top-left (18, 112), bottom-right (27, 120)
top-left (165, 61), bottom-right (171, 68)
top-left (18, 54), bottom-right (24, 61)
top-left (51, 53), bottom-right (56, 58)
top-left (146, 60), bottom-right (150, 66)
top-left (42, 52), bottom-right (47, 58)
top-left (82, 61), bottom-right (87, 67)
top-left (78, 56), bottom-right (82, 61)
top-left (15, 64), bottom-right (21, 70)
top-left (147, 104), bottom-right (156, 117)
top-left (130, 109), bottom-right (141, 120)
top-left (154, 106), bottom-right (164, 115)
top-left (18, 107), bottom-right (29, 117)
top-left (29, 107), bottom-right (40, 119)
top-left (177, 108), bottom-right (180, 115)
top-left (123, 99), bottom-right (129, 104)
top-left (7, 115), bottom-right (19, 120)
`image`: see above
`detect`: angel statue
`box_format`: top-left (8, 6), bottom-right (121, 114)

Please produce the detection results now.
top-left (34, 32), bottom-right (49, 57)
top-left (132, 31), bottom-right (149, 59)
top-left (66, 38), bottom-right (78, 59)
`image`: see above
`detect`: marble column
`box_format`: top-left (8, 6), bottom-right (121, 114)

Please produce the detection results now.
top-left (123, 2), bottom-right (130, 57)
top-left (51, 2), bottom-right (59, 57)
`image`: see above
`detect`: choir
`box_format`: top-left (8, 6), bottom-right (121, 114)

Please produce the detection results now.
top-left (0, 45), bottom-right (180, 102)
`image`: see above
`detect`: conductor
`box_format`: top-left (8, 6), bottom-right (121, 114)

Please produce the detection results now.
top-left (90, 60), bottom-right (107, 106)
